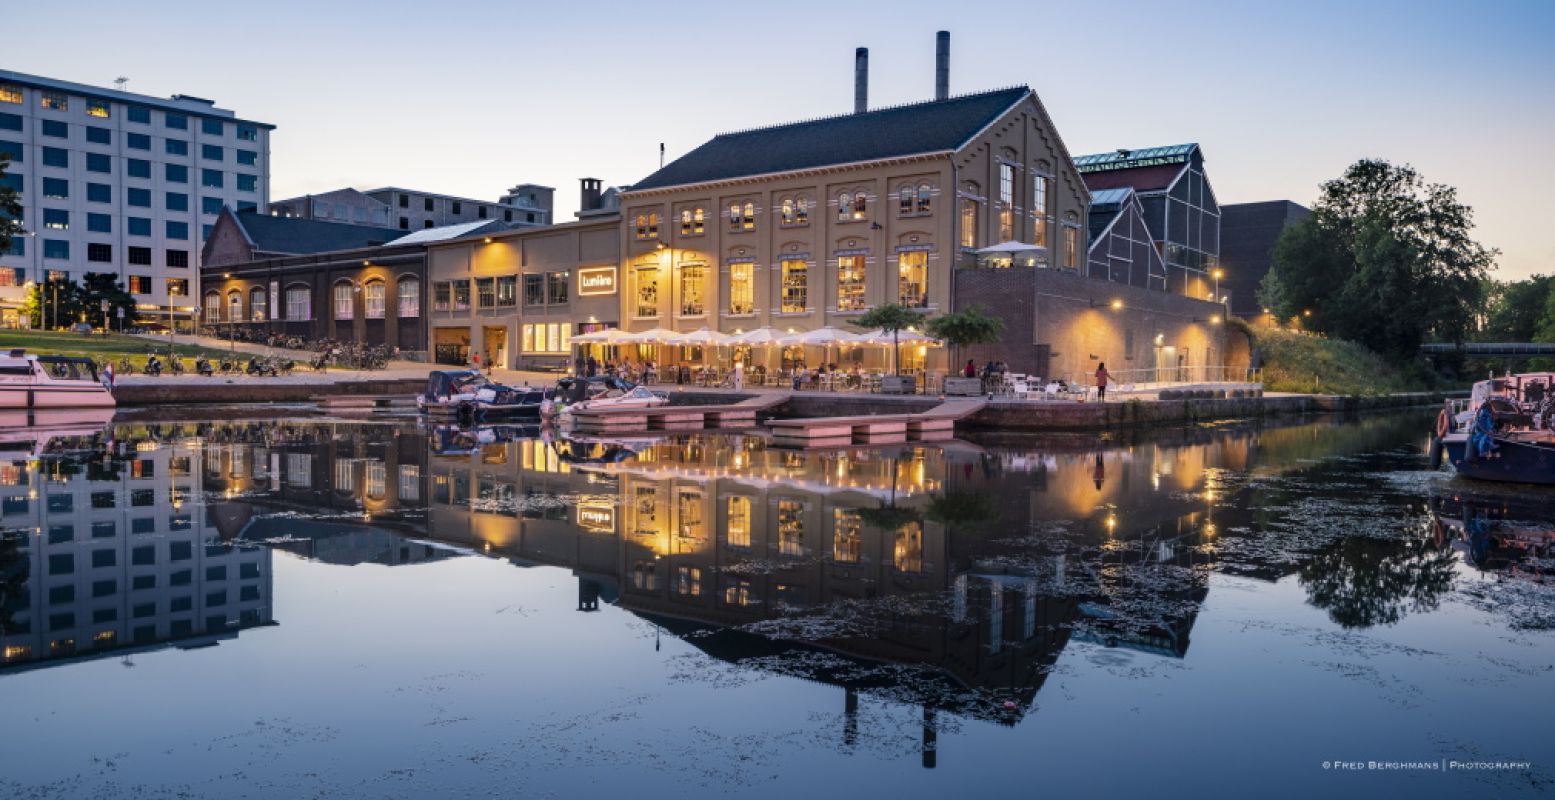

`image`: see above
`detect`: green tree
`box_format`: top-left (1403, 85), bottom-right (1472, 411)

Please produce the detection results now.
top-left (0, 153), bottom-right (21, 257)
top-left (854, 303), bottom-right (927, 375)
top-left (1265, 159), bottom-right (1496, 358)
top-left (25, 276), bottom-right (86, 330)
top-left (79, 272), bottom-right (138, 331)
top-left (924, 305), bottom-right (1004, 370)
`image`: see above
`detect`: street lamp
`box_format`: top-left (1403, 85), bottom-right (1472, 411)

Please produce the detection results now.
top-left (1211, 268), bottom-right (1224, 305)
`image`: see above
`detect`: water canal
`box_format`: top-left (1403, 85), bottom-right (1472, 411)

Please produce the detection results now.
top-left (1, 411), bottom-right (1551, 798)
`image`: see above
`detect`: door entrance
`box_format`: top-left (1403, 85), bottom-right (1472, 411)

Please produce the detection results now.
top-left (483, 327), bottom-right (509, 370)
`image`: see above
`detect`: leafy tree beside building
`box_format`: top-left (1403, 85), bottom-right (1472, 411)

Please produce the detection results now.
top-left (0, 154), bottom-right (21, 256)
top-left (1260, 159), bottom-right (1496, 359)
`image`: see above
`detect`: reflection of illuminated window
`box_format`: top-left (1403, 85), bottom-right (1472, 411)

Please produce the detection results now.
top-left (286, 453), bottom-right (311, 488)
top-left (726, 496), bottom-right (751, 547)
top-left (893, 522), bottom-right (923, 573)
top-left (833, 509), bottom-right (861, 563)
top-left (778, 500), bottom-right (804, 557)
top-left (333, 459), bottom-right (354, 492)
top-left (399, 465), bottom-right (420, 502)
top-left (675, 566), bottom-right (702, 596)
top-left (364, 461), bottom-right (386, 500)
top-left (633, 486), bottom-right (658, 535)
top-left (724, 577), bottom-right (753, 606)
top-left (677, 490), bottom-right (704, 539)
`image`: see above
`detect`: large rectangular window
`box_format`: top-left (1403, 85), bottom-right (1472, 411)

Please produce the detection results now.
top-left (41, 146), bottom-right (67, 168)
top-left (364, 282), bottom-right (386, 318)
top-left (678, 264), bottom-right (704, 316)
top-left (286, 286), bottom-right (311, 320)
top-left (42, 177), bottom-right (68, 198)
top-left (433, 282), bottom-right (451, 311)
top-left (1063, 226), bottom-right (1078, 270)
top-left (86, 153), bottom-right (111, 174)
top-left (397, 279), bottom-right (419, 317)
top-left (475, 277), bottom-right (495, 308)
top-left (546, 272), bottom-right (567, 305)
top-left (780, 259), bottom-right (807, 313)
top-left (86, 126), bottom-right (110, 144)
top-left (497, 275), bottom-right (518, 306)
top-left (726, 496), bottom-right (751, 548)
top-left (1033, 175), bottom-right (1051, 248)
top-left (127, 133), bottom-right (150, 151)
top-left (520, 323), bottom-right (571, 354)
top-left (334, 283), bottom-right (354, 319)
top-left (635, 267), bottom-right (658, 318)
top-left (452, 280), bottom-right (470, 311)
top-left (727, 263), bottom-right (753, 315)
top-left (959, 197), bottom-right (979, 248)
top-left (898, 251), bottom-right (927, 308)
top-left (998, 163), bottom-right (1015, 241)
top-left (127, 158), bottom-right (150, 178)
top-left (836, 255), bottom-right (865, 311)
top-left (523, 274), bottom-right (544, 306)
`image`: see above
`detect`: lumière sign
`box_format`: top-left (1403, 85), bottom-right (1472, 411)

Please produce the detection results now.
top-left (577, 267), bottom-right (618, 296)
top-left (577, 503), bottom-right (616, 532)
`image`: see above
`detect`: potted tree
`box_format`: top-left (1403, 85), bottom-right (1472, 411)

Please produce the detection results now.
top-left (854, 303), bottom-right (927, 394)
top-left (925, 307), bottom-right (1004, 396)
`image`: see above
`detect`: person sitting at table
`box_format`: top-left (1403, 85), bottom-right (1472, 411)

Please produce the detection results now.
top-left (964, 359), bottom-right (977, 378)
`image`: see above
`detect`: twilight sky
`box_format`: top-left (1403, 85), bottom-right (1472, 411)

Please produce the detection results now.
top-left (11, 0), bottom-right (1554, 278)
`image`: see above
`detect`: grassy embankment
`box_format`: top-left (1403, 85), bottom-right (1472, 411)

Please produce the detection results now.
top-left (0, 330), bottom-right (231, 369)
top-left (1245, 325), bottom-right (1427, 395)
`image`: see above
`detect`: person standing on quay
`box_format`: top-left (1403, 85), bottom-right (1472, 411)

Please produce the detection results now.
top-left (1095, 362), bottom-right (1111, 401)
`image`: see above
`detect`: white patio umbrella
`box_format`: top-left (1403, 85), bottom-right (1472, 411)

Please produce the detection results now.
top-left (672, 326), bottom-right (736, 346)
top-left (572, 328), bottom-right (628, 344)
top-left (777, 326), bottom-right (867, 376)
top-left (620, 327), bottom-right (680, 344)
top-left (974, 240), bottom-right (1043, 255)
top-left (730, 326), bottom-right (786, 346)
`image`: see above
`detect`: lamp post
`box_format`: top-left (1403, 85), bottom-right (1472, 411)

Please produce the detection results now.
top-left (1211, 268), bottom-right (1223, 305)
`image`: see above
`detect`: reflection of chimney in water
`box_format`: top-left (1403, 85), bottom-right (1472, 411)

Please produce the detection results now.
top-left (843, 688), bottom-right (859, 749)
top-left (921, 705), bottom-right (938, 769)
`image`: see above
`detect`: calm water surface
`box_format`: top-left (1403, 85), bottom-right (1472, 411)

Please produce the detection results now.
top-left (1, 411), bottom-right (1552, 799)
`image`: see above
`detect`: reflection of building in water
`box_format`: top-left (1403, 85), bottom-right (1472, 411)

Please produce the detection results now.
top-left (0, 427), bottom-right (273, 669)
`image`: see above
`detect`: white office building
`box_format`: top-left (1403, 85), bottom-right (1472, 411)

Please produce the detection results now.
top-left (0, 69), bottom-right (273, 330)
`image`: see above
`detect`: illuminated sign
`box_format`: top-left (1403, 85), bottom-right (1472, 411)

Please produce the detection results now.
top-left (577, 267), bottom-right (618, 296)
top-left (577, 503), bottom-right (616, 532)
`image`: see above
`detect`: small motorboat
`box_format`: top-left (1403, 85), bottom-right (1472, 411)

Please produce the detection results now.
top-left (1433, 373), bottom-right (1555, 484)
top-left (417, 370), bottom-right (545, 420)
top-left (543, 376), bottom-right (667, 421)
top-left (0, 350), bottom-right (116, 412)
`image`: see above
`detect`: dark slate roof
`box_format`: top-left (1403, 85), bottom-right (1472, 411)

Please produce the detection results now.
top-left (1080, 164), bottom-right (1184, 194)
top-left (1088, 188), bottom-right (1134, 242)
top-left (630, 87), bottom-right (1032, 191)
top-left (235, 211), bottom-right (408, 254)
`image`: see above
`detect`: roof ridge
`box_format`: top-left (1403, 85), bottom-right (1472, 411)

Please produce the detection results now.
top-left (712, 85), bottom-right (1030, 139)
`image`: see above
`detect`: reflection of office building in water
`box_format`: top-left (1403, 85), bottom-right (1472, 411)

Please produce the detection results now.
top-left (0, 425), bottom-right (273, 668)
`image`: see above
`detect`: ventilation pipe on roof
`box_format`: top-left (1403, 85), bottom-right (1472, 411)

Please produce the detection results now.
top-left (855, 47), bottom-right (869, 114)
top-left (935, 31), bottom-right (950, 101)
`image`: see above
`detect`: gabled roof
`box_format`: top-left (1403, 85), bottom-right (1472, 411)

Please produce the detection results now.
top-left (1075, 143), bottom-right (1200, 195)
top-left (629, 87), bottom-right (1032, 192)
top-left (388, 219), bottom-right (509, 245)
top-left (234, 211), bottom-right (407, 255)
top-left (1088, 188), bottom-right (1136, 242)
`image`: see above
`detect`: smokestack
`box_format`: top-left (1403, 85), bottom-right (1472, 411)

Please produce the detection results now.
top-left (935, 31), bottom-right (950, 101)
top-left (854, 47), bottom-right (868, 114)
top-left (579, 177), bottom-right (601, 213)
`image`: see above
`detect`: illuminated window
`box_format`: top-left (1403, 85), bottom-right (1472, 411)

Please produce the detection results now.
top-left (726, 496), bottom-right (751, 547)
top-left (837, 255), bottom-right (866, 311)
top-left (40, 92), bottom-right (66, 111)
top-left (635, 267), bottom-right (658, 318)
top-left (837, 192), bottom-right (853, 221)
top-left (363, 281), bottom-right (386, 319)
top-left (0, 84), bottom-right (20, 104)
top-left (399, 465), bottom-right (421, 502)
top-left (87, 100), bottom-right (110, 119)
top-left (781, 197), bottom-right (796, 225)
top-left (833, 509), bottom-right (862, 563)
top-left (777, 500), bottom-right (805, 557)
top-left (916, 184), bottom-right (932, 214)
top-left (898, 251), bottom-right (927, 308)
top-left (795, 196), bottom-right (810, 225)
top-left (727, 203), bottom-right (741, 232)
top-left (249, 287), bottom-right (266, 321)
top-left (893, 522), bottom-right (924, 573)
top-left (227, 290), bottom-right (242, 322)
top-left (780, 259), bottom-right (807, 313)
top-left (452, 281), bottom-right (470, 311)
top-left (675, 566), bottom-right (702, 596)
top-left (679, 207), bottom-right (705, 235)
top-left (632, 561), bottom-right (658, 591)
top-left (677, 490), bottom-right (704, 539)
top-left (679, 264), bottom-right (705, 316)
top-left (680, 209), bottom-right (692, 235)
top-left (998, 163), bottom-right (1015, 241)
top-left (1063, 226), bottom-right (1078, 270)
top-left (740, 202), bottom-right (755, 231)
top-left (646, 212), bottom-right (658, 238)
top-left (285, 285), bottom-right (310, 320)
top-left (397, 278), bottom-right (420, 317)
top-left (546, 272), bottom-right (566, 304)
top-left (723, 577), bottom-right (753, 606)
top-left (633, 486), bottom-right (659, 535)
top-left (334, 458), bottom-right (355, 493)
top-left (959, 195), bottom-right (980, 248)
top-left (334, 282), bottom-right (354, 319)
top-left (521, 323), bottom-right (571, 354)
top-left (476, 277), bottom-right (495, 308)
top-left (728, 263), bottom-right (753, 315)
top-left (1033, 175), bottom-right (1050, 248)
top-left (899, 186), bottom-right (914, 216)
top-left (634, 214), bottom-right (649, 240)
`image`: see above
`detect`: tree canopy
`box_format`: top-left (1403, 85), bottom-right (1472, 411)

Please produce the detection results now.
top-left (1260, 159), bottom-right (1496, 359)
top-left (854, 303), bottom-right (928, 375)
top-left (924, 306), bottom-right (1004, 348)
top-left (26, 272), bottom-right (138, 331)
top-left (0, 154), bottom-right (21, 256)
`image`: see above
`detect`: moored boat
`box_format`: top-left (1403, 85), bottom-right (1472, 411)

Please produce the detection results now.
top-left (417, 370), bottom-right (546, 420)
top-left (1433, 372), bottom-right (1555, 484)
top-left (0, 350), bottom-right (116, 412)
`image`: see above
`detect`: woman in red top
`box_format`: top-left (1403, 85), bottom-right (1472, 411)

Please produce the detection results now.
top-left (1094, 363), bottom-right (1111, 401)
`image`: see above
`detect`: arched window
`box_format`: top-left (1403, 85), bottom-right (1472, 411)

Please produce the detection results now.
top-left (249, 287), bottom-right (266, 321)
top-left (899, 186), bottom-right (914, 215)
top-left (285, 285), bottom-right (311, 320)
top-left (226, 290), bottom-right (242, 323)
top-left (363, 280), bottom-right (386, 319)
top-left (740, 201), bottom-right (755, 231)
top-left (397, 278), bottom-right (420, 317)
top-left (837, 192), bottom-right (854, 221)
top-left (916, 184), bottom-right (933, 214)
top-left (781, 198), bottom-right (795, 225)
top-left (795, 196), bottom-right (810, 225)
top-left (680, 209), bottom-right (692, 235)
top-left (334, 282), bottom-right (355, 320)
top-left (854, 192), bottom-right (868, 219)
top-left (692, 207), bottom-right (705, 234)
top-left (728, 203), bottom-right (741, 231)
top-left (646, 212), bottom-right (658, 238)
top-left (203, 292), bottom-right (221, 324)
top-left (634, 214), bottom-right (648, 240)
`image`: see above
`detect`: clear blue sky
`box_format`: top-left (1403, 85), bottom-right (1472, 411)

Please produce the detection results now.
top-left (11, 0), bottom-right (1554, 278)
